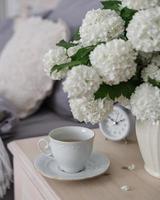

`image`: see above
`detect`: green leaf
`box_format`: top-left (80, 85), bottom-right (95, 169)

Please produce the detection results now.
top-left (56, 40), bottom-right (75, 49)
top-left (94, 83), bottom-right (122, 100)
top-left (120, 82), bottom-right (136, 99)
top-left (71, 46), bottom-right (95, 65)
top-left (148, 77), bottom-right (160, 88)
top-left (72, 29), bottom-right (80, 41)
top-left (71, 46), bottom-right (94, 60)
top-left (51, 45), bottom-right (95, 74)
top-left (101, 1), bottom-right (121, 13)
top-left (94, 83), bottom-right (109, 100)
top-left (120, 7), bottom-right (137, 27)
top-left (118, 33), bottom-right (128, 41)
top-left (50, 60), bottom-right (82, 73)
top-left (108, 85), bottom-right (122, 99)
top-left (94, 78), bottom-right (140, 101)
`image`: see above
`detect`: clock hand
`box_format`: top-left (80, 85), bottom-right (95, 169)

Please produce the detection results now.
top-left (117, 119), bottom-right (125, 123)
top-left (108, 116), bottom-right (116, 123)
top-left (108, 116), bottom-right (118, 125)
top-left (115, 112), bottom-right (119, 122)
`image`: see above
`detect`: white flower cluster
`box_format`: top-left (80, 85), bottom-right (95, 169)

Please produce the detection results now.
top-left (90, 39), bottom-right (137, 85)
top-left (43, 46), bottom-right (70, 80)
top-left (130, 83), bottom-right (160, 122)
top-left (127, 7), bottom-right (160, 52)
top-left (43, 3), bottom-right (160, 124)
top-left (63, 65), bottom-right (102, 98)
top-left (142, 55), bottom-right (160, 82)
top-left (79, 9), bottom-right (124, 46)
top-left (69, 97), bottom-right (113, 124)
top-left (121, 0), bottom-right (159, 10)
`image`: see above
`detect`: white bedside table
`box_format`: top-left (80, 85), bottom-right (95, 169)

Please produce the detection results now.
top-left (8, 129), bottom-right (160, 200)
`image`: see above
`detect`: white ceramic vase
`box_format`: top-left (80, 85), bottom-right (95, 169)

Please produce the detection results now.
top-left (136, 120), bottom-right (160, 178)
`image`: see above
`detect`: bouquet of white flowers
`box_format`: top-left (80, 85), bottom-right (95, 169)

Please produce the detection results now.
top-left (43, 0), bottom-right (160, 124)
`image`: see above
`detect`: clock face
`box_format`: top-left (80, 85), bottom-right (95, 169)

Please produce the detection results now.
top-left (100, 105), bottom-right (131, 141)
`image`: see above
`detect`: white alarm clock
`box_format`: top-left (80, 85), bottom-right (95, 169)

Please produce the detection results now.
top-left (99, 103), bottom-right (135, 141)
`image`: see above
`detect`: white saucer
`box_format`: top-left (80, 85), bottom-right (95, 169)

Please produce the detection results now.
top-left (34, 153), bottom-right (110, 181)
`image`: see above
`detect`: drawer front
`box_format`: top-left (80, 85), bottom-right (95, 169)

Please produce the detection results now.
top-left (14, 159), bottom-right (45, 200)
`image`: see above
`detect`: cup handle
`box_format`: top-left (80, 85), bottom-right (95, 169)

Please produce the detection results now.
top-left (38, 138), bottom-right (53, 157)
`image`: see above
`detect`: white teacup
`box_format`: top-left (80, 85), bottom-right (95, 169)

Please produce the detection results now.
top-left (38, 126), bottom-right (95, 173)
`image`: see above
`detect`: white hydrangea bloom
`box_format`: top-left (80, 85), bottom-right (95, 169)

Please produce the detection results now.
top-left (142, 55), bottom-right (160, 82)
top-left (72, 40), bottom-right (80, 44)
top-left (67, 45), bottom-right (82, 57)
top-left (43, 47), bottom-right (70, 80)
top-left (90, 39), bottom-right (137, 85)
top-left (130, 83), bottom-right (160, 122)
top-left (79, 9), bottom-right (124, 46)
top-left (63, 65), bottom-right (102, 98)
top-left (127, 7), bottom-right (160, 52)
top-left (69, 97), bottom-right (113, 124)
top-left (121, 0), bottom-right (159, 10)
top-left (115, 95), bottom-right (130, 108)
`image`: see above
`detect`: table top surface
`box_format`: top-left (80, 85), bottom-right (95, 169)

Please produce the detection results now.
top-left (8, 129), bottom-right (160, 200)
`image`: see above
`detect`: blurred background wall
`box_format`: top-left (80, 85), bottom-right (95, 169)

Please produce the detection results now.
top-left (0, 0), bottom-right (19, 21)
top-left (0, 0), bottom-right (59, 21)
top-left (0, 0), bottom-right (7, 22)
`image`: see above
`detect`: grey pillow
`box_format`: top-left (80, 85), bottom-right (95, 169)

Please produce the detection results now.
top-left (46, 80), bottom-right (73, 119)
top-left (0, 1), bottom-right (101, 120)
top-left (48, 0), bottom-right (101, 34)
top-left (0, 17), bottom-right (71, 120)
top-left (0, 11), bottom-right (52, 54)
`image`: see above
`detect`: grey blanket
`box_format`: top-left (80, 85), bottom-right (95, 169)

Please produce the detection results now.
top-left (0, 97), bottom-right (18, 198)
top-left (0, 97), bottom-right (18, 139)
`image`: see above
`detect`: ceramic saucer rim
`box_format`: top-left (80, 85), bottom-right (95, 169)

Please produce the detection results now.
top-left (34, 152), bottom-right (110, 181)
